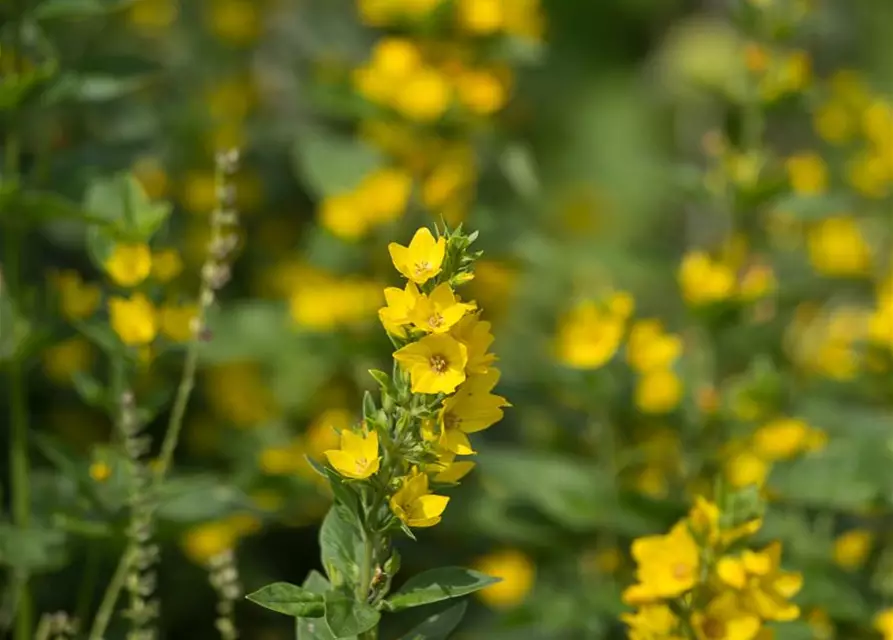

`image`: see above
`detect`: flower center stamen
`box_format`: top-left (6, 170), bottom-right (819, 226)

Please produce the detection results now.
top-left (428, 313), bottom-right (444, 329)
top-left (429, 354), bottom-right (448, 373)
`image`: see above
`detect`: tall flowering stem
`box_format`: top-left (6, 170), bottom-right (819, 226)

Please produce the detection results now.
top-left (247, 225), bottom-right (507, 637)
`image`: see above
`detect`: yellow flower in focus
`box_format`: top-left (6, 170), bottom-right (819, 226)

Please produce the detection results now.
top-left (388, 227), bottom-right (446, 284)
top-left (725, 449), bottom-right (769, 489)
top-left (358, 168), bottom-right (413, 225)
top-left (204, 0), bottom-right (260, 45)
top-left (752, 417), bottom-right (825, 461)
top-left (786, 152), bottom-right (827, 196)
top-left (875, 609), bottom-right (893, 640)
top-left (320, 192), bottom-right (369, 241)
top-left (690, 592), bottom-right (761, 640)
top-left (395, 68), bottom-right (452, 122)
top-left (379, 282), bottom-right (422, 337)
top-left (394, 334), bottom-right (468, 394)
top-left (450, 313), bottom-right (497, 374)
top-left (389, 470), bottom-right (449, 528)
top-left (440, 369), bottom-right (509, 435)
top-left (53, 271), bottom-right (101, 321)
top-left (324, 429), bottom-right (381, 480)
top-left (472, 549), bottom-right (535, 610)
top-left (181, 521), bottom-right (236, 565)
top-left (457, 0), bottom-right (504, 34)
top-left (151, 249), bottom-right (184, 283)
top-left (627, 320), bottom-right (682, 373)
top-left (42, 337), bottom-right (93, 385)
top-left (621, 604), bottom-right (682, 640)
top-left (89, 460), bottom-right (112, 482)
top-left (104, 243), bottom-right (152, 288)
top-left (109, 294), bottom-right (158, 346)
top-left (716, 542), bottom-right (803, 621)
top-left (833, 529), bottom-right (873, 570)
top-left (678, 252), bottom-right (736, 306)
top-left (160, 303), bottom-right (198, 342)
top-left (455, 69), bottom-right (509, 115)
top-left (555, 300), bottom-right (625, 370)
top-left (807, 216), bottom-right (872, 277)
top-left (409, 283), bottom-right (476, 334)
top-left (623, 521), bottom-right (700, 605)
top-left (433, 452), bottom-right (476, 483)
top-left (128, 0), bottom-right (177, 32)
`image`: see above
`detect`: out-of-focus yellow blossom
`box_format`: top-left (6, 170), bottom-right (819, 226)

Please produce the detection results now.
top-left (204, 0), bottom-right (260, 46)
top-left (472, 549), bottom-right (536, 609)
top-left (751, 417), bottom-right (826, 461)
top-left (717, 542), bottom-right (803, 621)
top-left (89, 460), bottom-right (112, 482)
top-left (181, 514), bottom-right (260, 565)
top-left (394, 333), bottom-right (468, 394)
top-left (725, 447), bottom-right (770, 489)
top-left (132, 155), bottom-right (169, 199)
top-left (635, 369), bottom-right (683, 415)
top-left (455, 68), bottom-right (509, 115)
top-left (807, 216), bottom-right (872, 277)
top-left (325, 429), bottom-right (381, 480)
top-left (833, 529), bottom-right (873, 570)
top-left (53, 271), bottom-right (101, 321)
top-left (450, 313), bottom-right (497, 374)
top-left (305, 409), bottom-right (347, 459)
top-left (159, 303), bottom-right (197, 342)
top-left (388, 227), bottom-right (446, 285)
top-left (205, 75), bottom-right (255, 122)
top-left (354, 38), bottom-right (422, 104)
top-left (621, 604), bottom-right (682, 640)
top-left (395, 67), bottom-right (452, 122)
top-left (389, 470), bottom-right (449, 528)
top-left (204, 361), bottom-right (279, 427)
top-left (691, 592), bottom-right (761, 640)
top-left (847, 152), bottom-right (890, 199)
top-left (679, 252), bottom-right (736, 306)
top-left (875, 609), bottom-right (893, 640)
top-left (622, 522), bottom-right (700, 605)
top-left (632, 465), bottom-right (670, 499)
top-left (785, 152), bottom-right (827, 196)
top-left (104, 243), bottom-right (152, 288)
top-left (151, 249), bottom-right (183, 283)
top-left (422, 149), bottom-right (477, 221)
top-left (128, 0), bottom-right (177, 33)
top-left (738, 263), bottom-right (777, 301)
top-left (813, 101), bottom-right (854, 145)
top-left (759, 50), bottom-right (811, 102)
top-left (109, 294), bottom-right (158, 346)
top-left (830, 70), bottom-right (871, 109)
top-left (358, 167), bottom-right (413, 225)
top-left (789, 306), bottom-right (869, 380)
top-left (42, 337), bottom-right (93, 385)
top-left (358, 0), bottom-right (444, 25)
top-left (805, 608), bottom-right (834, 640)
top-left (409, 283), bottom-right (476, 334)
top-left (555, 299), bottom-right (628, 370)
top-left (259, 440), bottom-right (305, 476)
top-left (863, 100), bottom-right (893, 145)
top-left (289, 271), bottom-right (381, 331)
top-left (182, 171), bottom-right (217, 215)
top-left (319, 192), bottom-right (367, 241)
top-left (627, 320), bottom-right (682, 373)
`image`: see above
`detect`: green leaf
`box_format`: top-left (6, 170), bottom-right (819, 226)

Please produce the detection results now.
top-left (43, 74), bottom-right (150, 104)
top-left (71, 371), bottom-right (106, 408)
top-left (398, 601), bottom-right (466, 640)
top-left (326, 468), bottom-right (361, 517)
top-left (303, 570), bottom-right (331, 594)
top-left (246, 582), bottom-right (324, 618)
top-left (296, 616), bottom-right (338, 640)
top-left (319, 507), bottom-right (363, 589)
top-left (291, 129), bottom-right (383, 198)
top-left (323, 590), bottom-right (380, 639)
top-left (769, 192), bottom-right (855, 220)
top-left (386, 567), bottom-right (499, 611)
top-left (0, 525), bottom-right (68, 572)
top-left (34, 0), bottom-right (106, 19)
top-left (0, 275), bottom-right (30, 363)
top-left (156, 476), bottom-right (253, 523)
top-left (83, 172), bottom-right (169, 239)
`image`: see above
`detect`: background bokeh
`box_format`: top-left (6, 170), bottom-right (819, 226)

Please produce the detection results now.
top-left (2, 0), bottom-right (893, 638)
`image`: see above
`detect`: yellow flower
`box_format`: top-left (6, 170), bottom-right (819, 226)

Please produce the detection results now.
top-left (738, 264), bottom-right (777, 301)
top-left (204, 0), bottom-right (260, 45)
top-left (181, 521), bottom-right (237, 565)
top-left (622, 521), bottom-right (700, 605)
top-left (621, 604), bottom-right (682, 640)
top-left (752, 417), bottom-right (825, 461)
top-left (807, 216), bottom-right (872, 277)
top-left (394, 334), bottom-right (468, 394)
top-left (813, 101), bottom-right (853, 144)
top-left (635, 369), bottom-right (683, 415)
top-left (379, 282), bottom-right (422, 337)
top-left (42, 337), bottom-right (93, 385)
top-left (160, 303), bottom-right (198, 342)
top-left (471, 549), bottom-right (536, 609)
top-left (433, 454), bottom-right (476, 483)
top-left (320, 192), bottom-right (370, 241)
top-left (132, 155), bottom-right (170, 199)
top-left (833, 529), bottom-right (873, 570)
top-left (324, 429), bottom-right (381, 480)
top-left (389, 470), bottom-right (449, 528)
top-left (457, 0), bottom-right (504, 34)
top-left (305, 409), bottom-right (347, 460)
top-left (104, 243), bottom-right (152, 288)
top-left (717, 542), bottom-right (803, 621)
top-left (725, 448), bottom-right (770, 489)
top-left (53, 271), bottom-right (101, 320)
top-left (627, 320), bottom-right (683, 373)
top-left (204, 361), bottom-right (279, 427)
top-left (389, 227), bottom-right (447, 284)
top-left (109, 294), bottom-right (158, 346)
top-left (847, 151), bottom-right (890, 199)
top-left (449, 312), bottom-right (497, 374)
top-left (395, 68), bottom-right (452, 122)
top-left (455, 69), bottom-right (509, 115)
top-left (555, 300), bottom-right (625, 370)
top-left (259, 440), bottom-right (305, 476)
top-left (785, 152), bottom-right (827, 196)
top-left (181, 171), bottom-right (217, 215)
top-left (440, 369), bottom-right (509, 435)
top-left (688, 496), bottom-right (762, 548)
top-left (128, 0), bottom-right (177, 32)
top-left (678, 252), bottom-right (736, 306)
top-left (875, 609), bottom-right (893, 640)
top-left (357, 168), bottom-right (413, 225)
top-left (691, 592), bottom-right (761, 640)
top-left (89, 460), bottom-right (112, 482)
top-left (151, 249), bottom-right (183, 283)
top-left (409, 283), bottom-right (476, 334)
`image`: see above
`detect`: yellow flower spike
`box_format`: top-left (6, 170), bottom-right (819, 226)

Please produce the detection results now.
top-left (690, 592), bottom-right (761, 640)
top-left (388, 227), bottom-right (447, 284)
top-left (109, 294), bottom-right (158, 346)
top-left (449, 313), bottom-right (497, 374)
top-left (393, 333), bottom-right (468, 395)
top-left (104, 243), bottom-right (153, 287)
top-left (622, 521), bottom-right (700, 605)
top-left (409, 283), bottom-right (476, 334)
top-left (324, 429), bottom-right (381, 480)
top-left (389, 470), bottom-right (449, 528)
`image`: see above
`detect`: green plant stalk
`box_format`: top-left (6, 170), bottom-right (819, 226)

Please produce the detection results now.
top-left (153, 337), bottom-right (201, 481)
top-left (86, 550), bottom-right (131, 640)
top-left (357, 531), bottom-right (378, 640)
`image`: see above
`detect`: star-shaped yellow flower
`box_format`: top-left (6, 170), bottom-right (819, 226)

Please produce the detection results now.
top-left (393, 334), bottom-right (468, 394)
top-left (324, 429), bottom-right (381, 480)
top-left (388, 227), bottom-right (446, 284)
top-left (409, 283), bottom-right (476, 334)
top-left (390, 470), bottom-right (449, 528)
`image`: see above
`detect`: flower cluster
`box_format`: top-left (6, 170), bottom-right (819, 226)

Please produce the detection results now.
top-left (323, 226), bottom-right (507, 530)
top-left (622, 493), bottom-right (802, 640)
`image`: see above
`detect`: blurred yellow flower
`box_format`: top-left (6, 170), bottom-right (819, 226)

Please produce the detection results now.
top-left (289, 273), bottom-right (381, 331)
top-left (555, 300), bottom-right (626, 370)
top-left (89, 460), bottom-right (112, 482)
top-left (181, 521), bottom-right (235, 565)
top-left (390, 470), bottom-right (449, 528)
top-left (623, 522), bottom-right (699, 605)
top-left (627, 320), bottom-right (682, 373)
top-left (182, 171), bottom-right (217, 215)
top-left (325, 429), bottom-right (381, 480)
top-left (204, 361), bottom-right (279, 427)
top-left (472, 549), bottom-right (535, 609)
top-left (785, 152), bottom-right (827, 196)
top-left (725, 448), bottom-right (769, 489)
top-left (389, 227), bottom-right (446, 284)
top-left (42, 337), bottom-right (93, 385)
top-left (204, 0), bottom-right (260, 45)
top-left (875, 609), bottom-right (893, 640)
top-left (455, 68), bottom-right (509, 115)
top-left (53, 271), bottom-right (101, 321)
top-left (691, 592), bottom-right (761, 640)
top-left (396, 68), bottom-right (452, 122)
top-left (132, 155), bottom-right (170, 199)
top-left (128, 0), bottom-right (177, 33)
top-left (807, 216), bottom-right (871, 277)
top-left (813, 101), bottom-right (854, 144)
top-left (457, 0), bottom-right (503, 34)
top-left (635, 369), bottom-right (683, 415)
top-left (109, 294), bottom-right (158, 346)
top-left (752, 417), bottom-right (825, 461)
top-left (358, 168), bottom-right (413, 225)
top-left (717, 542), bottom-right (802, 621)
top-left (259, 440), bottom-right (306, 476)
top-left (833, 529), bottom-right (873, 570)
top-left (847, 152), bottom-right (890, 199)
top-left (160, 303), bottom-right (198, 342)
top-left (104, 243), bottom-right (152, 288)
top-left (621, 604), bottom-right (681, 640)
top-left (320, 192), bottom-right (369, 241)
top-left (151, 249), bottom-right (184, 283)
top-left (678, 252), bottom-right (735, 306)
top-left (394, 333), bottom-right (468, 394)
top-left (305, 409), bottom-right (347, 459)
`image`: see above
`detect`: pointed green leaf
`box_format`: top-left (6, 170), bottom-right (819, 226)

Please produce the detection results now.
top-left (246, 582), bottom-right (324, 618)
top-left (319, 507), bottom-right (362, 588)
top-left (386, 567), bottom-right (499, 611)
top-left (323, 591), bottom-right (380, 639)
top-left (303, 570), bottom-right (331, 594)
top-left (398, 601), bottom-right (467, 640)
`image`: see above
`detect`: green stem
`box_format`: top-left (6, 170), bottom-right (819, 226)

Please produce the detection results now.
top-left (86, 550), bottom-right (131, 640)
top-left (357, 533), bottom-right (378, 640)
top-left (153, 338), bottom-right (200, 482)
top-left (74, 544), bottom-right (101, 626)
